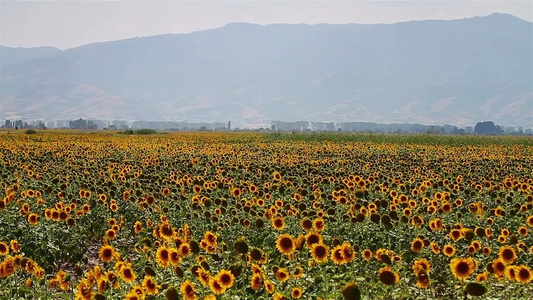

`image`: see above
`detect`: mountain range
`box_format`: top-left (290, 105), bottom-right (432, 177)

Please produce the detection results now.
top-left (1, 13), bottom-right (532, 128)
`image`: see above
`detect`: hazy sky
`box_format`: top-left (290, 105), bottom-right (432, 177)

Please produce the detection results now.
top-left (1, 1), bottom-right (532, 49)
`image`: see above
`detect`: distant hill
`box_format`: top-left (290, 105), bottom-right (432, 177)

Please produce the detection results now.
top-left (0, 46), bottom-right (62, 67)
top-left (1, 13), bottom-right (531, 128)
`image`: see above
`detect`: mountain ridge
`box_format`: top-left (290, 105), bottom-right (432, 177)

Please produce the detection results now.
top-left (1, 13), bottom-right (532, 128)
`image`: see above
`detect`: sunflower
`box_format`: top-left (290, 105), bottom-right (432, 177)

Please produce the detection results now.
top-left (505, 265), bottom-right (518, 282)
top-left (216, 269), bottom-right (235, 289)
top-left (342, 243), bottom-right (355, 263)
top-left (362, 249), bottom-right (373, 260)
top-left (376, 249), bottom-right (392, 265)
top-left (500, 228), bottom-right (510, 237)
top-left (416, 271), bottom-right (430, 289)
top-left (312, 218), bottom-right (326, 231)
top-left (156, 246), bottom-right (171, 268)
top-left (28, 213), bottom-right (39, 225)
top-left (272, 216), bottom-right (285, 230)
top-left (498, 246), bottom-right (517, 264)
top-left (341, 282), bottom-right (361, 300)
top-left (179, 243), bottom-right (191, 257)
top-left (105, 229), bottom-right (116, 240)
top-left (294, 235), bottom-right (305, 250)
top-left (126, 287), bottom-right (144, 300)
top-left (492, 258), bottom-right (506, 277)
top-left (159, 222), bottom-right (175, 240)
top-left (169, 248), bottom-right (180, 265)
top-left (471, 240), bottom-right (482, 251)
top-left (292, 266), bottom-right (304, 279)
top-left (75, 280), bottom-right (92, 300)
top-left (450, 257), bottom-right (476, 280)
top-left (196, 267), bottom-right (211, 287)
top-left (450, 229), bottom-right (463, 241)
top-left (250, 274), bottom-right (263, 291)
top-left (273, 171), bottom-right (282, 181)
top-left (275, 268), bottom-right (290, 282)
top-left (264, 280), bottom-right (276, 294)
top-left (209, 278), bottom-right (226, 295)
top-left (527, 215), bottom-right (533, 227)
top-left (412, 258), bottom-right (431, 274)
top-left (99, 245), bottom-right (115, 262)
top-left (180, 280), bottom-right (197, 300)
top-left (9, 240), bottom-right (20, 253)
top-left (518, 226), bottom-right (528, 237)
top-left (1, 257), bottom-right (16, 277)
top-left (311, 243), bottom-right (329, 263)
top-left (142, 276), bottom-right (159, 295)
top-left (476, 271), bottom-right (490, 282)
top-left (410, 238), bottom-right (424, 252)
top-left (516, 265), bottom-right (533, 284)
top-left (331, 245), bottom-right (345, 265)
top-left (378, 267), bottom-right (400, 285)
top-left (231, 188), bottom-right (241, 198)
top-left (466, 282), bottom-right (487, 297)
top-left (119, 265), bottom-right (136, 283)
top-left (0, 242), bottom-right (8, 255)
top-left (276, 234), bottom-right (295, 256)
top-left (204, 231), bottom-right (217, 246)
top-left (430, 242), bottom-right (440, 254)
top-left (291, 287), bottom-right (303, 298)
top-left (304, 231), bottom-right (322, 249)
top-left (443, 244), bottom-right (456, 257)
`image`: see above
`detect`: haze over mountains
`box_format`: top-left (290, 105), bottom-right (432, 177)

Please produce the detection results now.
top-left (1, 13), bottom-right (531, 128)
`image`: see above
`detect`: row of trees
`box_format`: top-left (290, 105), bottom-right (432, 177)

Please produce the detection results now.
top-left (4, 120), bottom-right (46, 130)
top-left (270, 120), bottom-right (531, 135)
top-left (1, 119), bottom-right (530, 135)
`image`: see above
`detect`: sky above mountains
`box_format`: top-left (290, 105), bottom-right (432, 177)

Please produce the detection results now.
top-left (1, 1), bottom-right (532, 50)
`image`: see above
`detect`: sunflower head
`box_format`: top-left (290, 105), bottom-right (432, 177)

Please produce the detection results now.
top-left (310, 243), bottom-right (329, 263)
top-left (216, 269), bottom-right (235, 289)
top-left (498, 246), bottom-right (517, 264)
top-left (378, 267), bottom-right (400, 285)
top-left (450, 257), bottom-right (476, 281)
top-left (99, 245), bottom-right (115, 263)
top-left (466, 282), bottom-right (487, 297)
top-left (411, 238), bottom-right (424, 252)
top-left (276, 234), bottom-right (295, 256)
top-left (342, 282), bottom-right (361, 300)
top-left (516, 265), bottom-right (533, 284)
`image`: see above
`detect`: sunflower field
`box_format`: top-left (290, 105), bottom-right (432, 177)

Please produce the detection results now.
top-left (0, 131), bottom-right (532, 299)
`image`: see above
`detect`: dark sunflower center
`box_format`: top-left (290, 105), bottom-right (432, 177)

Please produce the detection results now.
top-left (456, 262), bottom-right (469, 274)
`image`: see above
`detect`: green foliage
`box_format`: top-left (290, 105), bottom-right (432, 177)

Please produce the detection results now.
top-left (118, 128), bottom-right (157, 135)
top-left (262, 132), bottom-right (533, 146)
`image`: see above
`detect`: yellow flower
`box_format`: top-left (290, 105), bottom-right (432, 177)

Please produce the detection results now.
top-left (450, 257), bottom-right (476, 280)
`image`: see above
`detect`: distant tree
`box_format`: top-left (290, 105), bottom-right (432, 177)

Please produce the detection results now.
top-left (505, 126), bottom-right (517, 135)
top-left (474, 121), bottom-right (503, 135)
top-left (452, 127), bottom-right (466, 135)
